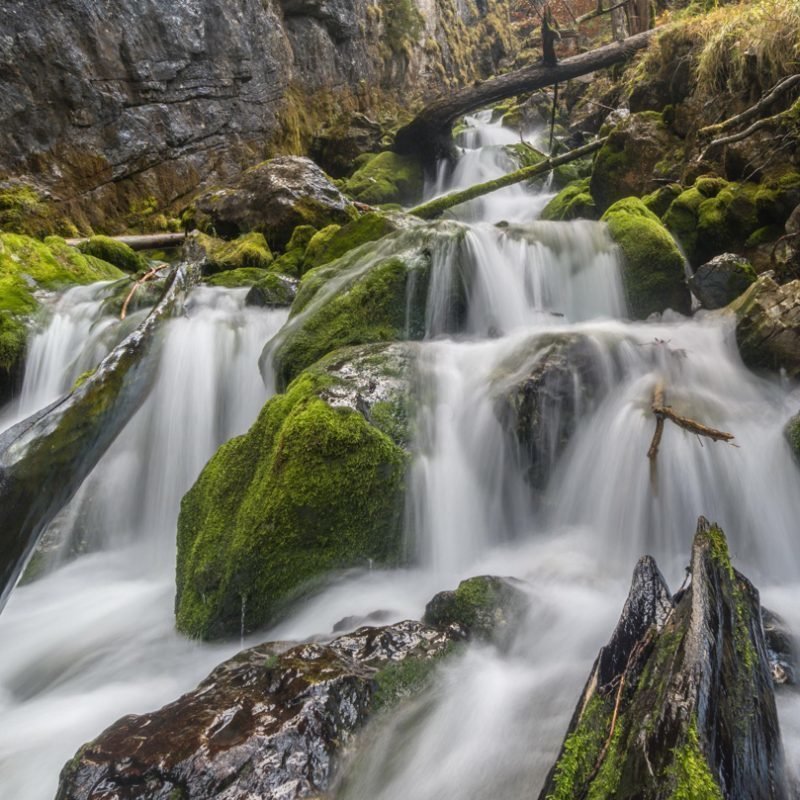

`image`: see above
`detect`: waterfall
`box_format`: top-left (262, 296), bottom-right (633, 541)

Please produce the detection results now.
top-left (1, 109), bottom-right (800, 800)
top-left (0, 288), bottom-right (288, 799)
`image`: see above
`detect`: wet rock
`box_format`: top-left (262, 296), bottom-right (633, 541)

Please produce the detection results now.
top-left (590, 112), bottom-right (686, 214)
top-left (189, 156), bottom-right (356, 250)
top-left (688, 252), bottom-right (756, 309)
top-left (602, 198), bottom-right (692, 319)
top-left (491, 333), bottom-right (613, 491)
top-left (538, 518), bottom-right (788, 800)
top-left (245, 272), bottom-right (298, 307)
top-left (56, 619), bottom-right (456, 800)
top-left (540, 178), bottom-right (597, 222)
top-left (784, 411), bottom-right (800, 466)
top-left (423, 575), bottom-right (528, 646)
top-left (762, 608), bottom-right (798, 688)
top-left (175, 342), bottom-right (416, 639)
top-left (729, 274), bottom-right (800, 377)
top-left (332, 609), bottom-right (396, 633)
top-left (311, 113), bottom-right (385, 178)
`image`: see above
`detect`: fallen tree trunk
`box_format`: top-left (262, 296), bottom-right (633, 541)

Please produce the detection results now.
top-left (394, 28), bottom-right (657, 166)
top-left (408, 137), bottom-right (605, 220)
top-left (0, 263), bottom-right (198, 612)
top-left (64, 232), bottom-right (185, 251)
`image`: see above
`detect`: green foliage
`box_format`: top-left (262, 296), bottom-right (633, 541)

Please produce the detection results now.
top-left (342, 151), bottom-right (424, 206)
top-left (601, 198), bottom-right (690, 319)
top-left (175, 366), bottom-right (408, 640)
top-left (78, 235), bottom-right (148, 273)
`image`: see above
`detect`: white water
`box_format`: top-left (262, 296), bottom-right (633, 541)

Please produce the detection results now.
top-left (0, 288), bottom-right (288, 798)
top-left (1, 112), bottom-right (799, 799)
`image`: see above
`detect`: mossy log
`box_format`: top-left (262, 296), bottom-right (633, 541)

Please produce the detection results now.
top-left (0, 264), bottom-right (196, 611)
top-left (408, 138), bottom-right (606, 220)
top-left (65, 232), bottom-right (185, 251)
top-left (394, 28), bottom-right (657, 166)
top-left (538, 517), bottom-right (788, 800)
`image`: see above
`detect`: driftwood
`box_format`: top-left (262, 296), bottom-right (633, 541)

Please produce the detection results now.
top-left (64, 232), bottom-right (186, 251)
top-left (647, 379), bottom-right (735, 486)
top-left (394, 28), bottom-right (658, 165)
top-left (0, 263), bottom-right (198, 612)
top-left (120, 264), bottom-right (171, 320)
top-left (698, 74), bottom-right (800, 140)
top-left (408, 136), bottom-right (605, 219)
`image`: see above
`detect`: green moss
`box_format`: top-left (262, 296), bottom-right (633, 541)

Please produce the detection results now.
top-left (246, 272), bottom-right (297, 307)
top-left (204, 267), bottom-right (269, 288)
top-left (642, 184), bottom-right (682, 218)
top-left (541, 178), bottom-right (597, 221)
top-left (382, 0), bottom-right (424, 54)
top-left (602, 198), bottom-right (690, 318)
top-left (342, 151), bottom-right (424, 206)
top-left (175, 366), bottom-right (408, 640)
top-left (78, 236), bottom-right (148, 273)
top-left (745, 225), bottom-right (782, 248)
top-left (303, 225), bottom-right (342, 269)
top-left (667, 721), bottom-right (723, 800)
top-left (268, 225), bottom-right (318, 278)
top-left (192, 232), bottom-right (274, 274)
top-left (372, 650), bottom-right (452, 711)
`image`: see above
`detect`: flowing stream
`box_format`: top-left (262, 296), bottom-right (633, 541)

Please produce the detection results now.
top-left (1, 115), bottom-right (800, 798)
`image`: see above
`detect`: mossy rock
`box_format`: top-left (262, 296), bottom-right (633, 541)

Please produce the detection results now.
top-left (641, 183), bottom-right (682, 219)
top-left (541, 178), bottom-right (598, 221)
top-left (0, 182), bottom-right (78, 238)
top-left (184, 231), bottom-right (273, 274)
top-left (175, 344), bottom-right (415, 639)
top-left (78, 236), bottom-right (148, 273)
top-left (341, 151), bottom-right (424, 206)
top-left (602, 198), bottom-right (691, 319)
top-left (688, 253), bottom-right (756, 310)
top-left (590, 112), bottom-right (685, 214)
top-left (245, 272), bottom-right (298, 307)
top-left (0, 233), bottom-right (124, 398)
top-left (266, 222), bottom-right (460, 390)
top-left (204, 268), bottom-right (269, 288)
top-left (269, 225), bottom-right (319, 278)
top-left (423, 575), bottom-right (528, 645)
top-left (784, 411), bottom-right (800, 467)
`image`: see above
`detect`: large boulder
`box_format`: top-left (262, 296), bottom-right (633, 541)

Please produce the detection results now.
top-left (341, 151), bottom-right (425, 206)
top-left (590, 112), bottom-right (685, 214)
top-left (56, 619), bottom-right (457, 800)
top-left (601, 198), bottom-right (691, 319)
top-left (538, 518), bottom-right (788, 799)
top-left (688, 252), bottom-right (756, 309)
top-left (729, 274), bottom-right (800, 377)
top-left (491, 333), bottom-right (615, 490)
top-left (182, 231), bottom-right (273, 274)
top-left (176, 342), bottom-right (416, 640)
top-left (189, 156), bottom-right (357, 250)
top-left (540, 178), bottom-right (598, 222)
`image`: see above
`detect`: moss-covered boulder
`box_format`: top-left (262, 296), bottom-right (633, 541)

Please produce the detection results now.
top-left (729, 274), bottom-right (800, 377)
top-left (189, 156), bottom-right (356, 250)
top-left (538, 518), bottom-right (787, 799)
top-left (183, 231), bottom-right (273, 274)
top-left (0, 234), bottom-right (124, 399)
top-left (540, 178), bottom-right (598, 222)
top-left (175, 342), bottom-right (416, 639)
top-left (265, 221), bottom-right (457, 391)
top-left (204, 267), bottom-right (269, 289)
top-left (423, 575), bottom-right (528, 646)
top-left (601, 198), bottom-right (691, 319)
top-left (77, 236), bottom-right (148, 273)
top-left (688, 252), bottom-right (756, 309)
top-left (341, 151), bottom-right (424, 206)
top-left (590, 112), bottom-right (686, 214)
top-left (245, 272), bottom-right (298, 307)
top-left (269, 224), bottom-right (319, 278)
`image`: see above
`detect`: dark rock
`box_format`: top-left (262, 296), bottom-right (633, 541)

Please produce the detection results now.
top-left (491, 333), bottom-right (613, 490)
top-left (56, 619), bottom-right (456, 800)
top-left (245, 272), bottom-right (298, 308)
top-left (190, 156), bottom-right (356, 250)
top-left (689, 252), bottom-right (756, 309)
top-left (762, 608), bottom-right (798, 688)
top-left (332, 609), bottom-right (396, 633)
top-left (538, 517), bottom-right (789, 800)
top-left (423, 575), bottom-right (528, 646)
top-left (311, 113), bottom-right (385, 178)
top-left (730, 274), bottom-right (800, 377)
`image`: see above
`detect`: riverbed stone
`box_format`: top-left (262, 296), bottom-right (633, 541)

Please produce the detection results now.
top-left (688, 252), bottom-right (756, 309)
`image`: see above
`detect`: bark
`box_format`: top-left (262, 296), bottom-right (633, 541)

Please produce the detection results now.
top-left (0, 263), bottom-right (198, 612)
top-left (408, 137), bottom-right (605, 220)
top-left (64, 232), bottom-right (186, 251)
top-left (393, 28), bottom-right (658, 166)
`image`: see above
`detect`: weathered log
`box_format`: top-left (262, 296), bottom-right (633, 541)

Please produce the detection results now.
top-left (64, 232), bottom-right (186, 251)
top-left (538, 518), bottom-right (789, 799)
top-left (0, 263), bottom-right (197, 612)
top-left (394, 28), bottom-right (657, 166)
top-left (408, 137), bottom-right (605, 220)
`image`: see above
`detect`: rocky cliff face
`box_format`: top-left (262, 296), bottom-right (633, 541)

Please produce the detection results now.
top-left (0, 0), bottom-right (515, 233)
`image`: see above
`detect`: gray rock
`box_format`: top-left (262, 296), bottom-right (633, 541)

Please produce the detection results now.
top-left (689, 252), bottom-right (756, 309)
top-left (762, 608), bottom-right (798, 688)
top-left (56, 619), bottom-right (457, 800)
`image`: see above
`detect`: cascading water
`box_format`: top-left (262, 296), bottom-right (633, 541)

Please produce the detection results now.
top-left (0, 288), bottom-right (288, 799)
top-left (1, 109), bottom-right (800, 800)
